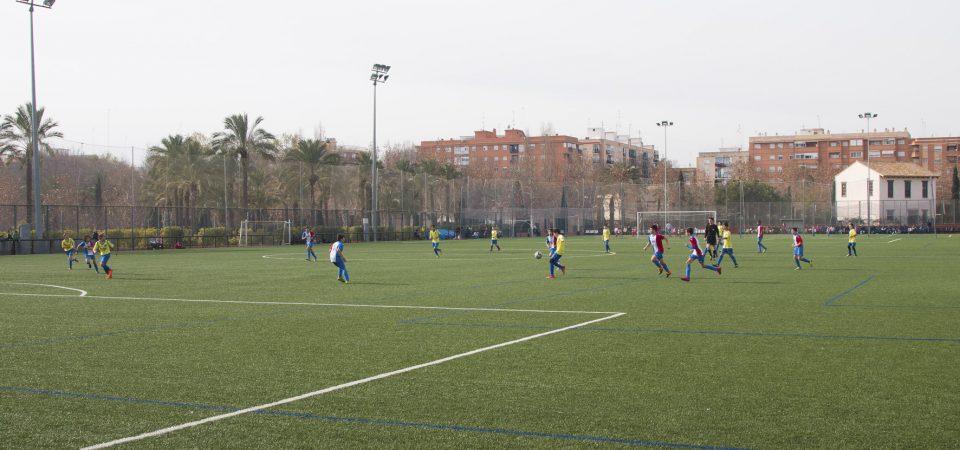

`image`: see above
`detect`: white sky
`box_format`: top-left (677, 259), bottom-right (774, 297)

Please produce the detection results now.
top-left (2, 0), bottom-right (958, 166)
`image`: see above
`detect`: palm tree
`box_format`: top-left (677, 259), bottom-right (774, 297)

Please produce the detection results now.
top-left (144, 135), bottom-right (213, 229)
top-left (212, 114), bottom-right (277, 210)
top-left (0, 103), bottom-right (62, 215)
top-left (284, 139), bottom-right (335, 212)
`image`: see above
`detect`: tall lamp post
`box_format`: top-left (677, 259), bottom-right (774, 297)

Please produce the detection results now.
top-left (859, 112), bottom-right (877, 234)
top-left (369, 63), bottom-right (390, 241)
top-left (17, 0), bottom-right (55, 238)
top-left (656, 121), bottom-right (673, 228)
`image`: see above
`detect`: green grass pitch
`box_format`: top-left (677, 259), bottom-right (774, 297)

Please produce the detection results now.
top-left (1, 234), bottom-right (958, 449)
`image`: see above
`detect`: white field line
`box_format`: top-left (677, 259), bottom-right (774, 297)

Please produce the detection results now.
top-left (262, 251), bottom-right (616, 262)
top-left (0, 282), bottom-right (87, 297)
top-left (81, 311), bottom-right (625, 450)
top-left (0, 292), bottom-right (621, 316)
top-left (885, 238), bottom-right (902, 243)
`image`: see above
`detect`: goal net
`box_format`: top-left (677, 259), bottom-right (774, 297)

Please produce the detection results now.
top-left (238, 220), bottom-right (292, 247)
top-left (636, 211), bottom-right (717, 237)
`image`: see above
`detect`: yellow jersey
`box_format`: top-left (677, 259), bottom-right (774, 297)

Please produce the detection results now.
top-left (717, 224), bottom-right (725, 236)
top-left (555, 234), bottom-right (566, 255)
top-left (94, 240), bottom-right (113, 255)
top-left (61, 238), bottom-right (75, 251)
top-left (722, 230), bottom-right (733, 249)
top-left (491, 230), bottom-right (499, 240)
top-left (430, 230), bottom-right (440, 244)
top-left (602, 229), bottom-right (610, 241)
top-left (849, 228), bottom-right (857, 243)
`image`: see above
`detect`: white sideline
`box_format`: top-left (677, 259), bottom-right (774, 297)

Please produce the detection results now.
top-left (81, 311), bottom-right (625, 450)
top-left (0, 292), bottom-right (621, 315)
top-left (886, 238), bottom-right (902, 243)
top-left (0, 282), bottom-right (87, 297)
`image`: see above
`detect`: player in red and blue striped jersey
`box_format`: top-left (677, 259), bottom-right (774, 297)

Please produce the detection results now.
top-left (792, 227), bottom-right (813, 270)
top-left (757, 220), bottom-right (768, 254)
top-left (680, 228), bottom-right (721, 282)
top-left (641, 224), bottom-right (671, 277)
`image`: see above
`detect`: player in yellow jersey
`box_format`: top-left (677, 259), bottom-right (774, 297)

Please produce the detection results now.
top-left (715, 221), bottom-right (739, 268)
top-left (547, 228), bottom-right (567, 278)
top-left (847, 222), bottom-right (858, 257)
top-left (60, 233), bottom-right (77, 270)
top-left (93, 233), bottom-right (115, 279)
top-left (489, 227), bottom-right (501, 252)
top-left (430, 225), bottom-right (442, 257)
top-left (602, 225), bottom-right (611, 253)
top-left (716, 221), bottom-right (726, 255)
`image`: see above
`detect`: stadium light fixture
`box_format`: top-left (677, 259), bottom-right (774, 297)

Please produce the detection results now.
top-left (369, 63), bottom-right (391, 242)
top-left (16, 0), bottom-right (55, 239)
top-left (859, 112), bottom-right (878, 235)
top-left (656, 121), bottom-right (674, 227)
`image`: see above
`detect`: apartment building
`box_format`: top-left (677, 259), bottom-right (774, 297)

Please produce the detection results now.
top-left (695, 147), bottom-right (748, 184)
top-left (748, 128), bottom-right (914, 175)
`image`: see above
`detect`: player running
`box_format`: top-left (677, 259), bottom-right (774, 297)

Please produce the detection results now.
top-left (681, 227), bottom-right (721, 282)
top-left (756, 220), bottom-right (768, 254)
top-left (329, 234), bottom-right (349, 283)
top-left (60, 233), bottom-right (77, 270)
top-left (547, 228), bottom-right (566, 279)
top-left (602, 225), bottom-right (611, 253)
top-left (489, 227), bottom-right (501, 252)
top-left (430, 225), bottom-right (442, 257)
top-left (847, 222), bottom-right (858, 257)
top-left (704, 218), bottom-right (719, 259)
top-left (642, 224), bottom-right (671, 277)
top-left (546, 228), bottom-right (556, 258)
top-left (716, 221), bottom-right (739, 268)
top-left (93, 233), bottom-right (114, 279)
top-left (77, 235), bottom-right (100, 273)
top-left (305, 227), bottom-right (318, 262)
top-left (792, 227), bottom-right (813, 270)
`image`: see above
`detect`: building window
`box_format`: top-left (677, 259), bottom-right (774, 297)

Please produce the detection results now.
top-left (769, 155), bottom-right (775, 160)
top-left (483, 146), bottom-right (488, 151)
top-left (769, 143), bottom-right (775, 149)
top-left (830, 142), bottom-right (839, 147)
top-left (494, 145), bottom-right (499, 151)
top-left (777, 143), bottom-right (784, 149)
top-left (754, 155), bottom-right (761, 161)
top-left (897, 151), bottom-right (905, 157)
top-left (777, 155), bottom-right (784, 160)
top-left (934, 145), bottom-right (943, 152)
top-left (850, 151), bottom-right (863, 158)
top-left (841, 182), bottom-right (847, 197)
top-left (768, 166), bottom-right (776, 172)
top-left (904, 180), bottom-right (912, 198)
top-left (897, 139), bottom-right (905, 145)
top-left (887, 180), bottom-right (894, 198)
top-left (842, 141), bottom-right (850, 147)
top-left (886, 210), bottom-right (895, 221)
top-left (829, 152), bottom-right (841, 159)
top-left (850, 139), bottom-right (863, 146)
top-left (922, 180), bottom-right (929, 198)
top-left (753, 143), bottom-right (761, 149)
top-left (883, 138), bottom-right (895, 145)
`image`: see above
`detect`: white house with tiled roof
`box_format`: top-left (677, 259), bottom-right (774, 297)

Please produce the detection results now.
top-left (835, 161), bottom-right (939, 225)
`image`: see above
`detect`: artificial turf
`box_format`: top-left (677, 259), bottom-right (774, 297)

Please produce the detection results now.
top-left (1, 233), bottom-right (958, 449)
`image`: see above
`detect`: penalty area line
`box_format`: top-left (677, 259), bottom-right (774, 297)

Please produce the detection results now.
top-left (81, 311), bottom-right (626, 450)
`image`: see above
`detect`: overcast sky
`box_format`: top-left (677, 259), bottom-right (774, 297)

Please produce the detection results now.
top-left (2, 0), bottom-right (958, 166)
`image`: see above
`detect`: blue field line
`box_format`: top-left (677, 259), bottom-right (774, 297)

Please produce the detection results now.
top-left (402, 320), bottom-right (960, 343)
top-left (823, 276), bottom-right (875, 306)
top-left (0, 310), bottom-right (290, 351)
top-left (0, 385), bottom-right (748, 449)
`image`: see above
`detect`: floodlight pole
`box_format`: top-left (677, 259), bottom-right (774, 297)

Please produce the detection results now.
top-left (370, 64), bottom-right (390, 242)
top-left (18, 0), bottom-right (54, 238)
top-left (860, 112), bottom-right (877, 235)
top-left (657, 121), bottom-right (673, 228)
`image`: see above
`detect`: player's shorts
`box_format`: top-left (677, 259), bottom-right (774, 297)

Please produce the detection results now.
top-left (706, 237), bottom-right (718, 245)
top-left (690, 253), bottom-right (704, 263)
top-left (491, 240), bottom-right (498, 245)
top-left (307, 242), bottom-right (314, 248)
top-left (794, 246), bottom-right (804, 257)
top-left (65, 250), bottom-right (74, 256)
top-left (848, 242), bottom-right (856, 246)
top-left (654, 251), bottom-right (664, 260)
top-left (549, 248), bottom-right (556, 256)
top-left (757, 236), bottom-right (764, 242)
top-left (85, 253), bottom-right (95, 260)
top-left (100, 254), bottom-right (111, 264)
top-left (432, 242), bottom-right (439, 249)
top-left (723, 248), bottom-right (734, 255)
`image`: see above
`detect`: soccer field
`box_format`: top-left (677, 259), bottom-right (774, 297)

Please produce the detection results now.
top-left (2, 234), bottom-right (958, 449)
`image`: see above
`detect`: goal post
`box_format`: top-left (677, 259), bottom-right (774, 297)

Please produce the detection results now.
top-left (238, 220), bottom-right (292, 247)
top-left (636, 210), bottom-right (718, 237)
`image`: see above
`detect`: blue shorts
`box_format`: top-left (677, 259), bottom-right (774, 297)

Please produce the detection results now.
top-left (689, 253), bottom-right (704, 263)
top-left (65, 250), bottom-right (74, 257)
top-left (307, 242), bottom-right (314, 248)
top-left (100, 254), bottom-right (111, 264)
top-left (723, 248), bottom-right (734, 255)
top-left (794, 246), bottom-right (804, 257)
top-left (654, 251), bottom-right (663, 260)
top-left (549, 248), bottom-right (556, 256)
top-left (432, 242), bottom-right (439, 249)
top-left (491, 240), bottom-right (498, 245)
top-left (85, 253), bottom-right (95, 260)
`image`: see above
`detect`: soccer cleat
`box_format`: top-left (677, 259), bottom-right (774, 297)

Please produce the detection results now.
top-left (560, 265), bottom-right (566, 275)
top-left (680, 277), bottom-right (690, 282)
top-left (716, 267), bottom-right (722, 276)
top-left (546, 275), bottom-right (556, 279)
top-left (658, 267), bottom-right (664, 275)
top-left (107, 269), bottom-right (113, 279)
top-left (665, 271), bottom-right (672, 278)
top-left (734, 265), bottom-right (739, 268)
top-left (795, 267), bottom-right (801, 270)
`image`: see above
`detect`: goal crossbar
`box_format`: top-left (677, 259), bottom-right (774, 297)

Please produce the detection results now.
top-left (238, 220), bottom-right (292, 247)
top-left (636, 210), bottom-right (717, 237)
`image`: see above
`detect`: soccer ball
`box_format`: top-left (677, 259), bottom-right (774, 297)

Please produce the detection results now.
top-left (534, 251), bottom-right (543, 260)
